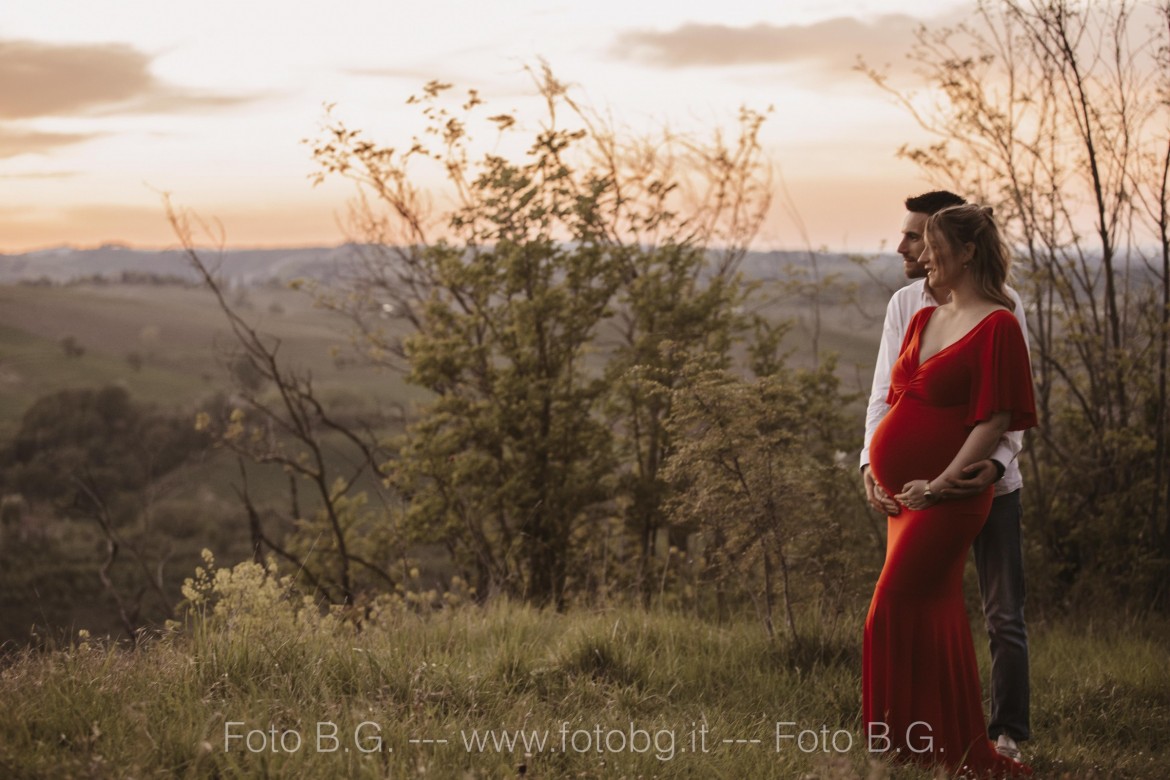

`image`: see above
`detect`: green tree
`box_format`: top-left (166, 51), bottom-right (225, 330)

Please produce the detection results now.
top-left (388, 234), bottom-right (618, 606)
top-left (597, 105), bottom-right (771, 599)
top-left (312, 78), bottom-right (627, 606)
top-left (663, 352), bottom-right (863, 639)
top-left (308, 69), bottom-right (774, 607)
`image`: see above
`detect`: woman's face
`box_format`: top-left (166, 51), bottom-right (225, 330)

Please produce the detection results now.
top-left (920, 227), bottom-right (966, 292)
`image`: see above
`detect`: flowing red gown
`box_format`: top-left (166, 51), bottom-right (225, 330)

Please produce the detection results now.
top-left (866, 306), bottom-right (1036, 778)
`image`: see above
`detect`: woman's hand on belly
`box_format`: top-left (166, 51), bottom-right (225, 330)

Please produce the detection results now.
top-left (863, 465), bottom-right (902, 516)
top-left (894, 479), bottom-right (940, 511)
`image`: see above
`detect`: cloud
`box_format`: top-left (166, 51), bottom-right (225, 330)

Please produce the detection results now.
top-left (0, 40), bottom-right (261, 119)
top-left (0, 127), bottom-right (98, 158)
top-left (611, 15), bottom-right (926, 78)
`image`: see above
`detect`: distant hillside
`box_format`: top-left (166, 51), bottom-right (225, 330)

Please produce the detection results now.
top-left (0, 244), bottom-right (365, 287)
top-left (0, 244), bottom-right (906, 288)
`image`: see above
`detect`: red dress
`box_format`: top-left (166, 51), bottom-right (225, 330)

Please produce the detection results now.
top-left (865, 306), bottom-right (1036, 777)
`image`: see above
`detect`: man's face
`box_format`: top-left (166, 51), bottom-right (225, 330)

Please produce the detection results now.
top-left (896, 211), bottom-right (929, 279)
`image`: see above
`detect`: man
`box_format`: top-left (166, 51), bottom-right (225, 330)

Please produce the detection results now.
top-left (859, 190), bottom-right (1031, 760)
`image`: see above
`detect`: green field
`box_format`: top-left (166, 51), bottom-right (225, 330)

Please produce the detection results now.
top-left (0, 593), bottom-right (1165, 779)
top-left (0, 282), bottom-right (422, 439)
top-left (0, 275), bottom-right (885, 427)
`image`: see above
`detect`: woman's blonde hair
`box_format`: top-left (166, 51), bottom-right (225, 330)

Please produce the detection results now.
top-left (926, 204), bottom-right (1014, 310)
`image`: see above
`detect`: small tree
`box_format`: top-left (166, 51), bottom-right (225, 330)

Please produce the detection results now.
top-left (308, 68), bottom-right (773, 607)
top-left (169, 203), bottom-right (408, 607)
top-left (663, 352), bottom-right (861, 640)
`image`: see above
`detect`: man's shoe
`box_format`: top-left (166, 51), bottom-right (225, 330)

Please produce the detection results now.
top-left (995, 734), bottom-right (1022, 761)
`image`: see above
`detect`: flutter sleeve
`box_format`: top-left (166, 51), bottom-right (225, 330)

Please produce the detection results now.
top-left (966, 310), bottom-right (1037, 431)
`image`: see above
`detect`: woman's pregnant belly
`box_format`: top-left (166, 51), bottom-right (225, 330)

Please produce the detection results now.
top-left (870, 397), bottom-right (969, 495)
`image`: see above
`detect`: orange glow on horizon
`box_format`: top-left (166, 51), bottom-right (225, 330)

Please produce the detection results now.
top-left (0, 0), bottom-right (966, 255)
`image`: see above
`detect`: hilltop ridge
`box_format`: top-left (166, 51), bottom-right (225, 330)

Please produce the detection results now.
top-left (0, 245), bottom-right (902, 288)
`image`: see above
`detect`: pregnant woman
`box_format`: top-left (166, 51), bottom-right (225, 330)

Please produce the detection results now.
top-left (865, 204), bottom-right (1035, 777)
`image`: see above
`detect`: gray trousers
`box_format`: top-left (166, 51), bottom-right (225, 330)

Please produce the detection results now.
top-left (972, 488), bottom-right (1030, 742)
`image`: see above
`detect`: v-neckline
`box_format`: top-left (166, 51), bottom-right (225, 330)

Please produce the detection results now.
top-left (915, 307), bottom-right (1005, 369)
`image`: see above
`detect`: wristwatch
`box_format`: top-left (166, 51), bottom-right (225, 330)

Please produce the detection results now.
top-left (923, 482), bottom-right (935, 502)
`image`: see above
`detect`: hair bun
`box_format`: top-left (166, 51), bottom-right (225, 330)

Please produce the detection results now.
top-left (980, 205), bottom-right (994, 218)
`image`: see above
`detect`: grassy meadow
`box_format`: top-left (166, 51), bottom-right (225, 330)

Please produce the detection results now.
top-left (0, 580), bottom-right (1167, 779)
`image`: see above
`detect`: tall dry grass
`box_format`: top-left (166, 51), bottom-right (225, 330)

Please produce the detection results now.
top-left (1, 556), bottom-right (1166, 778)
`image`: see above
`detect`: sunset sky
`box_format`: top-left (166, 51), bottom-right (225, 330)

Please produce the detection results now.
top-left (1, 0), bottom-right (975, 254)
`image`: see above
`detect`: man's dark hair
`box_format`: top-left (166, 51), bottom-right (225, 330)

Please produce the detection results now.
top-left (905, 190), bottom-right (966, 215)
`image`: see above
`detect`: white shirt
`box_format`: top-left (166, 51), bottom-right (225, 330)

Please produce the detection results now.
top-left (860, 278), bottom-right (1029, 496)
